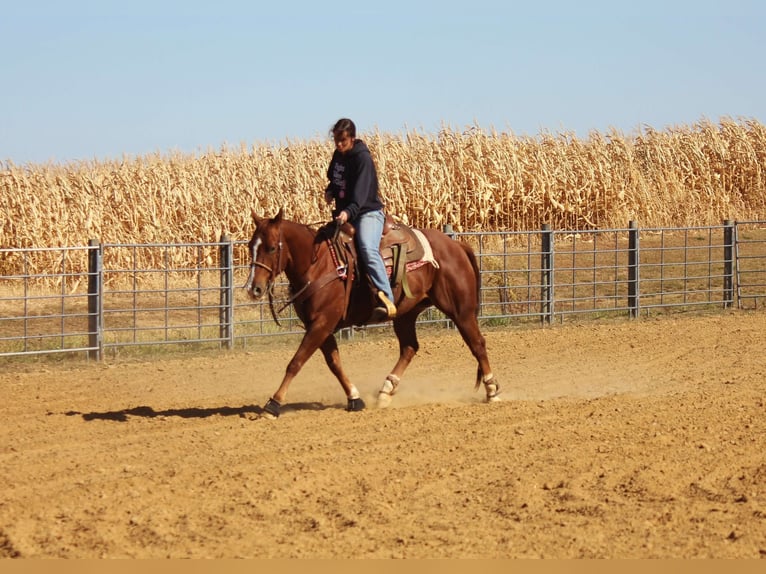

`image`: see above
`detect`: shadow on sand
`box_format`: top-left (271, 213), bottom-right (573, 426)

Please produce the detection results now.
top-left (63, 401), bottom-right (336, 422)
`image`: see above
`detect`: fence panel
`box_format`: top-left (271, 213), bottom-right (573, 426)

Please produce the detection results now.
top-left (459, 230), bottom-right (546, 326)
top-left (1, 220), bottom-right (765, 360)
top-left (735, 220), bottom-right (766, 309)
top-left (548, 228), bottom-right (634, 320)
top-left (634, 225), bottom-right (732, 313)
top-left (99, 241), bottom-right (230, 356)
top-left (0, 245), bottom-right (98, 357)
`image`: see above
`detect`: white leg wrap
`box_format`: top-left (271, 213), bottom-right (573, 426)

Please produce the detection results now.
top-left (483, 374), bottom-right (501, 403)
top-left (380, 374), bottom-right (400, 396)
top-left (377, 374), bottom-right (400, 409)
top-left (348, 385), bottom-right (360, 400)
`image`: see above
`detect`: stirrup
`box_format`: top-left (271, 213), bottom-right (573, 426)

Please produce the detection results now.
top-left (377, 291), bottom-right (397, 319)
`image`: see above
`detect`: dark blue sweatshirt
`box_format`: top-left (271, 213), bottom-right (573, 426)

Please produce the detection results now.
top-left (326, 139), bottom-right (384, 222)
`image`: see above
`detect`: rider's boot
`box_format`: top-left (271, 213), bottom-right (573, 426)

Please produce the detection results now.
top-left (374, 290), bottom-right (397, 320)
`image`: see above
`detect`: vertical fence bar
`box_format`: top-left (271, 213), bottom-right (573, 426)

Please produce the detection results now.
top-left (219, 234), bottom-right (234, 349)
top-left (163, 247), bottom-right (170, 342)
top-left (23, 254), bottom-right (29, 352)
top-left (628, 221), bottom-right (640, 318)
top-left (734, 222), bottom-right (743, 309)
top-left (723, 219), bottom-right (734, 308)
top-left (541, 224), bottom-right (554, 324)
top-left (87, 239), bottom-right (103, 360)
top-left (60, 250), bottom-right (67, 349)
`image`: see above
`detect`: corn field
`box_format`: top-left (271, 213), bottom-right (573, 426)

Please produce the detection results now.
top-left (1, 117), bottom-right (765, 275)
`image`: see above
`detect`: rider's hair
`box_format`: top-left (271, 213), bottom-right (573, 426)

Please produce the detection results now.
top-left (330, 118), bottom-right (356, 139)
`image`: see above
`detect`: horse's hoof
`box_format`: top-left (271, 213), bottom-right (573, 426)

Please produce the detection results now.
top-left (346, 397), bottom-right (366, 412)
top-left (485, 382), bottom-right (501, 403)
top-left (377, 392), bottom-right (393, 409)
top-left (262, 397), bottom-right (281, 418)
top-left (484, 377), bottom-right (501, 403)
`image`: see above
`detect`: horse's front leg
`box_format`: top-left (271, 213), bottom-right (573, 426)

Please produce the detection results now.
top-left (319, 335), bottom-right (365, 412)
top-left (262, 321), bottom-right (333, 418)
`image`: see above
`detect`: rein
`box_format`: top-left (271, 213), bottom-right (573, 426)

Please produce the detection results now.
top-left (272, 235), bottom-right (348, 320)
top-left (248, 223), bottom-right (348, 327)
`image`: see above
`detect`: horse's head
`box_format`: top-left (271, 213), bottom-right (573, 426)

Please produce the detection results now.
top-left (245, 208), bottom-right (285, 300)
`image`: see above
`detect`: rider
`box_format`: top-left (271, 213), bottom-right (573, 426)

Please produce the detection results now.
top-left (324, 118), bottom-right (397, 321)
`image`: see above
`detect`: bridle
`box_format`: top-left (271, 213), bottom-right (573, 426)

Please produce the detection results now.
top-left (244, 231), bottom-right (286, 324)
top-left (243, 221), bottom-right (347, 326)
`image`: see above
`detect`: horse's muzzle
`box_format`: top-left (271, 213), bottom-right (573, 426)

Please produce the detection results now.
top-left (246, 283), bottom-right (266, 301)
top-left (244, 264), bottom-right (268, 301)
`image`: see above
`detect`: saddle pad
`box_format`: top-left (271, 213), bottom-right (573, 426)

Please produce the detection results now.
top-left (410, 229), bottom-right (440, 269)
top-left (385, 229), bottom-right (440, 277)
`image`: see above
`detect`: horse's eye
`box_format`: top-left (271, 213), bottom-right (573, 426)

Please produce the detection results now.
top-left (267, 246), bottom-right (277, 254)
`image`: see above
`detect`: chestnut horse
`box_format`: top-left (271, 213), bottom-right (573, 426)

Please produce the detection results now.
top-left (245, 208), bottom-right (500, 418)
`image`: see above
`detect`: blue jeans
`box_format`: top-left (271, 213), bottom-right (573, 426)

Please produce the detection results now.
top-left (353, 210), bottom-right (394, 302)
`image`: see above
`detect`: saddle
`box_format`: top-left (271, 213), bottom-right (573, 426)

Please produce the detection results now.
top-left (381, 214), bottom-right (425, 265)
top-left (379, 214), bottom-right (425, 298)
top-left (323, 214), bottom-right (427, 313)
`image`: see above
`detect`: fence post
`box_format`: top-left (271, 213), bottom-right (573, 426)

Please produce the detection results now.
top-left (87, 239), bottom-right (102, 360)
top-left (723, 219), bottom-right (734, 308)
top-left (219, 234), bottom-right (234, 349)
top-left (541, 224), bottom-right (554, 324)
top-left (628, 220), bottom-right (639, 318)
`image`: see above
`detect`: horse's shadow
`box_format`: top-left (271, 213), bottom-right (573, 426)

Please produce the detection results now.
top-left (65, 401), bottom-right (334, 422)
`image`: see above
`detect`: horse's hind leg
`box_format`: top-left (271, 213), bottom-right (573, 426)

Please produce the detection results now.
top-left (319, 334), bottom-right (365, 412)
top-left (377, 312), bottom-right (420, 408)
top-left (452, 310), bottom-right (500, 402)
top-left (428, 281), bottom-right (499, 401)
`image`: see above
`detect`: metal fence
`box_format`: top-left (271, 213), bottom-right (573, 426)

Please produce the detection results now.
top-left (1, 220), bottom-right (765, 360)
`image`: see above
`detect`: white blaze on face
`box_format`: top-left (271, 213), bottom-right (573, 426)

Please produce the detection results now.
top-left (245, 237), bottom-right (263, 293)
top-left (251, 237), bottom-right (262, 263)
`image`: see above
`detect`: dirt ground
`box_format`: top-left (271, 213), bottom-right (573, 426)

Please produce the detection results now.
top-left (1, 310), bottom-right (765, 559)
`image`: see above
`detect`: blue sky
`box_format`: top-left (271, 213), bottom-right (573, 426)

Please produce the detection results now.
top-left (2, 0), bottom-right (764, 165)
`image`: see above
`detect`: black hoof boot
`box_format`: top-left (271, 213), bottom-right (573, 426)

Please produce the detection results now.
top-left (263, 397), bottom-right (281, 418)
top-left (346, 397), bottom-right (366, 412)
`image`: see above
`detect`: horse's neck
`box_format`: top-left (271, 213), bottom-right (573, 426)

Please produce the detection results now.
top-left (282, 222), bottom-right (321, 284)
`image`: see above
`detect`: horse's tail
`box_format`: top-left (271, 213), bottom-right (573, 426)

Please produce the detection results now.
top-left (458, 241), bottom-right (481, 316)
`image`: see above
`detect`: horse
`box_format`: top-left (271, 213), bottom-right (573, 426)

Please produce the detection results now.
top-left (244, 208), bottom-right (500, 418)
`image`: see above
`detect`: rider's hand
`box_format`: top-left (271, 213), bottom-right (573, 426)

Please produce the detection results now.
top-left (335, 211), bottom-right (348, 224)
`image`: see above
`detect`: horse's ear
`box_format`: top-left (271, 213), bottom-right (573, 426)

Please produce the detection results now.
top-left (251, 208), bottom-right (263, 229)
top-left (274, 208), bottom-right (284, 223)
